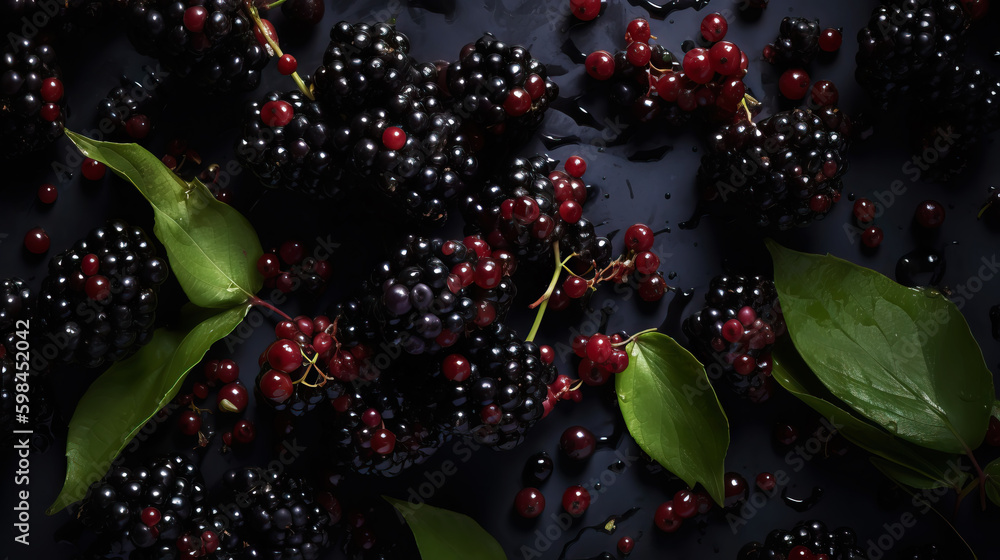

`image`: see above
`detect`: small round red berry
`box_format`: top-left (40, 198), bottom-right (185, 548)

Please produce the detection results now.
top-left (192, 382), bottom-right (209, 400)
top-left (914, 200), bottom-right (945, 228)
top-left (818, 28), bottom-right (842, 52)
top-left (607, 350), bottom-right (629, 373)
top-left (141, 506), bottom-right (161, 527)
top-left (559, 426), bottom-right (596, 460)
top-left (260, 100), bottom-right (294, 127)
top-left (733, 354), bottom-right (756, 375)
top-left (217, 382), bottom-right (249, 413)
top-left (722, 319), bottom-right (743, 343)
top-left (673, 490), bottom-right (698, 519)
top-left (279, 240), bottom-right (305, 265)
top-left (524, 73), bottom-right (545, 100)
top-left (788, 545), bottom-right (815, 560)
top-left (277, 53), bottom-right (298, 75)
top-left (40, 77), bottom-right (63, 102)
top-left (656, 72), bottom-right (683, 101)
top-left (755, 472), bottom-right (776, 492)
top-left (513, 196), bottom-right (541, 224)
top-left (569, 0), bottom-right (601, 21)
top-left (177, 410), bottom-right (202, 436)
top-left (514, 488), bottom-right (545, 518)
top-left (481, 404), bottom-right (503, 424)
top-left (634, 251), bottom-right (659, 275)
top-left (201, 530), bottom-right (219, 553)
top-left (852, 198), bottom-right (876, 223)
top-left (561, 486), bottom-right (591, 516)
top-left (638, 274), bottom-right (666, 302)
top-left (253, 18), bottom-right (278, 46)
top-left (233, 419), bottom-right (256, 443)
top-left (266, 339), bottom-right (303, 373)
top-left (442, 354), bottom-right (472, 381)
top-left (773, 422), bottom-right (799, 445)
top-left (586, 334), bottom-right (612, 363)
top-left (216, 359), bottom-right (239, 384)
top-left (81, 158), bottom-right (107, 180)
top-left (564, 155), bottom-right (586, 178)
top-left (558, 200), bottom-right (583, 224)
top-left (23, 227), bottom-right (50, 255)
top-left (474, 257), bottom-right (502, 289)
top-left (37, 183), bottom-right (57, 204)
top-left (257, 254), bottom-right (281, 277)
top-left (961, 0), bottom-right (989, 19)
top-left (778, 68), bottom-right (810, 100)
top-left (585, 50), bottom-right (615, 80)
top-left (539, 345), bottom-right (555, 364)
top-left (654, 501), bottom-right (681, 532)
top-left (724, 472), bottom-right (749, 508)
top-left (382, 126), bottom-right (406, 150)
top-left (810, 80), bottom-right (839, 107)
top-left (572, 335), bottom-right (589, 358)
top-left (737, 306), bottom-right (757, 326)
top-left (625, 18), bottom-right (651, 43)
top-left (700, 12), bottom-right (728, 42)
top-left (862, 226), bottom-right (884, 248)
top-left (371, 428), bottom-right (396, 454)
top-left (618, 535), bottom-right (635, 554)
top-left (40, 103), bottom-right (60, 122)
top-left (183, 6), bottom-right (207, 32)
top-left (361, 408), bottom-right (382, 428)
top-left (809, 193), bottom-right (832, 213)
top-left (81, 254), bottom-right (99, 276)
top-left (682, 48), bottom-right (714, 84)
top-left (626, 41), bottom-right (652, 66)
top-left (624, 223), bottom-right (654, 252)
top-left (503, 88), bottom-right (532, 116)
top-left (125, 115), bottom-right (151, 139)
top-left (708, 41), bottom-right (742, 76)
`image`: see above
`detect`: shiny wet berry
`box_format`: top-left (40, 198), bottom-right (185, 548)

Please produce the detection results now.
top-left (559, 426), bottom-right (596, 460)
top-left (514, 488), bottom-right (545, 518)
top-left (562, 486), bottom-right (590, 516)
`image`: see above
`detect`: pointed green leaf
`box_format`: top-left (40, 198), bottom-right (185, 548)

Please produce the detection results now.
top-left (47, 303), bottom-right (250, 514)
top-left (986, 459), bottom-right (1000, 507)
top-left (65, 130), bottom-right (263, 308)
top-left (385, 496), bottom-right (506, 560)
top-left (767, 240), bottom-right (994, 454)
top-left (771, 341), bottom-right (966, 490)
top-left (615, 332), bottom-right (729, 504)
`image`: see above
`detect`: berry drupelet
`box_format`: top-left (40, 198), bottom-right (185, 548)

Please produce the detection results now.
top-left (682, 274), bottom-right (784, 402)
top-left (96, 66), bottom-right (172, 141)
top-left (429, 322), bottom-right (558, 450)
top-left (0, 37), bottom-right (66, 157)
top-left (737, 520), bottom-right (869, 560)
top-left (36, 220), bottom-right (169, 368)
top-left (697, 107), bottom-right (851, 230)
top-left (763, 17), bottom-right (820, 68)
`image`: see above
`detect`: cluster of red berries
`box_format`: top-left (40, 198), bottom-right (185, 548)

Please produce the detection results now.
top-left (762, 17), bottom-right (843, 102)
top-left (174, 358), bottom-right (255, 450)
top-left (513, 484), bottom-right (593, 518)
top-left (585, 13), bottom-right (752, 118)
top-left (257, 240), bottom-right (333, 296)
top-left (653, 488), bottom-right (715, 533)
top-left (540, 374), bottom-right (583, 419)
top-left (851, 197), bottom-right (884, 249)
top-left (572, 332), bottom-right (631, 387)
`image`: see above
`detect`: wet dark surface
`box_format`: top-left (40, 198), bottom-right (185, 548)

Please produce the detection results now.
top-left (1, 0), bottom-right (1000, 559)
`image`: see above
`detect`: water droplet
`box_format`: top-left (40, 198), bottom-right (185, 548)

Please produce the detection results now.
top-left (668, 271), bottom-right (677, 280)
top-left (664, 192), bottom-right (671, 199)
top-left (609, 461), bottom-right (626, 473)
top-left (885, 420), bottom-right (898, 434)
top-left (895, 250), bottom-right (946, 287)
top-left (781, 486), bottom-right (824, 512)
top-left (541, 133), bottom-right (582, 150)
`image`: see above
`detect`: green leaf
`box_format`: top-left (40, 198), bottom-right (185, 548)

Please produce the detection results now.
top-left (767, 240), bottom-right (994, 454)
top-left (986, 459), bottom-right (1000, 507)
top-left (771, 341), bottom-right (966, 490)
top-left (385, 496), bottom-right (506, 560)
top-left (615, 332), bottom-right (729, 504)
top-left (65, 131), bottom-right (263, 308)
top-left (47, 303), bottom-right (250, 514)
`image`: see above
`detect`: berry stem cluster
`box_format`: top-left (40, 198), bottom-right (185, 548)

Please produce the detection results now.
top-left (243, 1), bottom-right (314, 100)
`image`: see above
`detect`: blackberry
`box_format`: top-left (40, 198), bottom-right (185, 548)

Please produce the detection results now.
top-left (0, 36), bottom-right (66, 157)
top-left (461, 155), bottom-right (612, 268)
top-left (855, 0), bottom-right (972, 108)
top-left (96, 65), bottom-right (172, 142)
top-left (429, 322), bottom-right (557, 450)
top-left (313, 21), bottom-right (421, 112)
top-left (737, 520), bottom-right (868, 560)
top-left (37, 220), bottom-right (169, 368)
top-left (697, 107), bottom-right (851, 230)
top-left (220, 468), bottom-right (333, 559)
top-left (78, 454), bottom-right (209, 559)
top-left (446, 32), bottom-right (559, 146)
top-left (365, 235), bottom-right (515, 356)
top-left (764, 17), bottom-right (820, 68)
top-left (122, 0), bottom-right (268, 92)
top-left (682, 274), bottom-right (784, 402)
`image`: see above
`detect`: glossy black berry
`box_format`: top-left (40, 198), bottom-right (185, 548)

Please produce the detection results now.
top-left (0, 37), bottom-right (66, 157)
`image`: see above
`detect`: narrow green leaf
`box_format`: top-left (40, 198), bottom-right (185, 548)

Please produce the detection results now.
top-left (65, 131), bottom-right (263, 308)
top-left (47, 303), bottom-right (250, 514)
top-left (772, 341), bottom-right (966, 490)
top-left (385, 496), bottom-right (506, 560)
top-left (767, 240), bottom-right (994, 454)
top-left (615, 332), bottom-right (729, 504)
top-left (986, 459), bottom-right (1000, 507)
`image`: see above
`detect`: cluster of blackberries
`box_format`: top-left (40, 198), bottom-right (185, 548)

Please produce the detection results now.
top-left (737, 520), bottom-right (868, 560)
top-left (257, 239), bottom-right (333, 296)
top-left (96, 66), bottom-right (172, 142)
top-left (1, 36), bottom-right (66, 157)
top-left (682, 274), bottom-right (784, 402)
top-left (697, 107), bottom-right (851, 230)
top-left (122, 0), bottom-right (268, 92)
top-left (764, 17), bottom-right (821, 68)
top-left (36, 220), bottom-right (169, 368)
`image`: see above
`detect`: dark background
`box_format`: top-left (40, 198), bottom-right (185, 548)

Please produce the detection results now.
top-left (2, 0), bottom-right (1000, 559)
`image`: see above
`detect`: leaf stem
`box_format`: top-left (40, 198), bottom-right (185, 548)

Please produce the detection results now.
top-left (263, 0), bottom-right (287, 8)
top-left (249, 296), bottom-right (293, 322)
top-left (527, 243), bottom-right (561, 342)
top-left (961, 443), bottom-right (988, 510)
top-left (614, 328), bottom-right (659, 347)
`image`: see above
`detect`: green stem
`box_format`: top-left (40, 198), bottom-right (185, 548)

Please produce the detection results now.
top-left (245, 2), bottom-right (315, 100)
top-left (249, 296), bottom-right (293, 322)
top-left (263, 0), bottom-right (287, 8)
top-left (962, 444), bottom-right (988, 510)
top-left (526, 243), bottom-right (561, 342)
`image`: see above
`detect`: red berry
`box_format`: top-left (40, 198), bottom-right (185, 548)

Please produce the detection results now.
top-left (722, 319), bottom-right (743, 343)
top-left (915, 200), bottom-right (945, 228)
top-left (563, 275), bottom-right (589, 299)
top-left (539, 345), bottom-right (555, 364)
top-left (371, 428), bottom-right (396, 454)
top-left (779, 68), bottom-right (810, 100)
top-left (756, 472), bottom-right (776, 492)
top-left (37, 183), bottom-right (57, 204)
top-left (233, 419), bottom-right (256, 443)
top-left (524, 73), bottom-right (545, 100)
top-left (141, 507), bottom-right (161, 527)
top-left (737, 306), bottom-right (757, 326)
top-left (579, 359), bottom-right (612, 386)
top-left (586, 334), bottom-right (612, 363)
top-left (40, 77), bottom-right (63, 102)
top-left (655, 72), bottom-right (683, 102)
top-left (626, 41), bottom-right (651, 66)
top-left (503, 88), bottom-right (532, 116)
top-left (607, 350), bottom-right (629, 373)
top-left (81, 158), bottom-right (106, 180)
top-left (253, 18), bottom-right (278, 46)
top-left (514, 488), bottom-right (545, 518)
top-left (638, 274), bottom-right (666, 302)
top-left (279, 240), bottom-right (305, 265)
top-left (260, 100), bottom-right (294, 127)
top-left (654, 501), bottom-right (681, 532)
top-left (618, 536), bottom-right (635, 554)
top-left (84, 275), bottom-right (110, 301)
top-left (81, 254), bottom-right (99, 276)
top-left (700, 12), bottom-right (728, 42)
top-left (585, 50), bottom-right (615, 80)
top-left (474, 257), bottom-right (502, 289)
top-left (201, 530), bottom-right (219, 553)
top-left (217, 383), bottom-right (248, 413)
top-left (734, 354), bottom-right (756, 375)
top-left (559, 426), bottom-right (596, 460)
top-left (266, 339), bottom-right (302, 373)
top-left (853, 198), bottom-right (876, 223)
top-left (216, 359), bottom-right (239, 383)
top-left (724, 472), bottom-right (749, 508)
top-left (561, 486), bottom-right (590, 516)
top-left (818, 28), bottom-right (842, 52)
top-left (512, 196), bottom-right (541, 224)
top-left (382, 126), bottom-right (406, 150)
top-left (961, 0), bottom-right (989, 19)
top-left (673, 490), bottom-right (698, 518)
top-left (565, 155), bottom-right (587, 178)
top-left (709, 41), bottom-right (742, 76)
top-left (809, 193), bottom-right (832, 213)
top-left (682, 48), bottom-right (714, 84)
top-left (559, 200), bottom-right (583, 223)
top-left (634, 251), bottom-right (659, 275)
top-left (192, 382), bottom-right (209, 400)
top-left (177, 410), bottom-right (202, 436)
top-left (625, 18), bottom-right (651, 43)
top-left (39, 103), bottom-right (60, 122)
top-left (788, 545), bottom-right (815, 560)
top-left (442, 354), bottom-right (472, 382)
top-left (277, 53), bottom-right (298, 75)
top-left (773, 423), bottom-right (799, 445)
top-left (480, 404), bottom-right (502, 424)
top-left (862, 226), bottom-right (884, 248)
top-left (183, 6), bottom-right (207, 32)
top-left (810, 80), bottom-right (839, 107)
top-left (572, 335), bottom-right (589, 358)
top-left (361, 408), bottom-right (382, 428)
top-left (569, 0), bottom-right (601, 21)
top-left (624, 223), bottom-right (654, 251)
